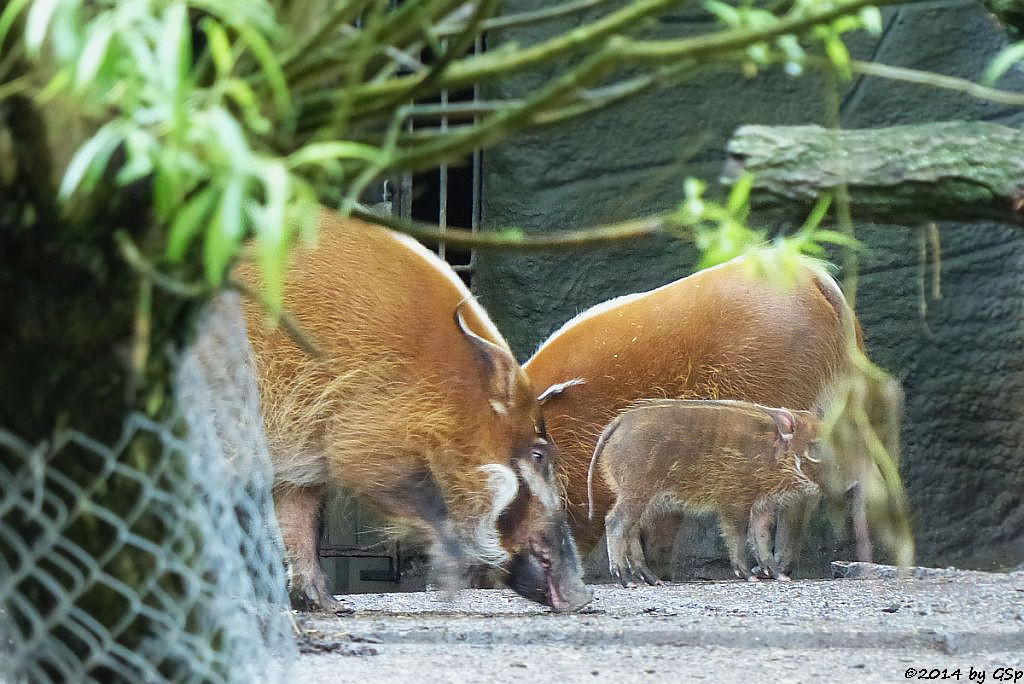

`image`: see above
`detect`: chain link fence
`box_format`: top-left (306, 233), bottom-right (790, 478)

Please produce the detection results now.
top-left (0, 293), bottom-right (295, 682)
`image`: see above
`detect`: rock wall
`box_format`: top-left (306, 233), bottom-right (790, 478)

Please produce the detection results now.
top-left (473, 0), bottom-right (1024, 576)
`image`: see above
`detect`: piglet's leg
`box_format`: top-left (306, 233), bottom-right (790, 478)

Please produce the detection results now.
top-left (274, 484), bottom-right (351, 613)
top-left (718, 505), bottom-right (754, 581)
top-left (749, 500), bottom-right (778, 580)
top-left (627, 534), bottom-right (661, 586)
top-left (774, 495), bottom-right (816, 580)
top-left (605, 499), bottom-right (644, 588)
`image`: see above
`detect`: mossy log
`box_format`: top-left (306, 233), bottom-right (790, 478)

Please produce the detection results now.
top-left (723, 121), bottom-right (1024, 227)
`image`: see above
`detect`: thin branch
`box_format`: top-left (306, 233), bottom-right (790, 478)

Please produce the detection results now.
top-left (115, 232), bottom-right (209, 299)
top-left (116, 233), bottom-right (326, 360)
top-left (402, 99), bottom-right (523, 121)
top-left (385, 45), bottom-right (619, 172)
top-left (616, 0), bottom-right (908, 63)
top-left (847, 59), bottom-right (1024, 107)
top-left (349, 206), bottom-right (681, 250)
top-left (281, 0), bottom-right (377, 71)
top-left (390, 0), bottom-right (500, 112)
top-left (315, 0), bottom-right (689, 120)
top-left (227, 279), bottom-right (326, 360)
top-left (532, 60), bottom-right (698, 126)
top-left (435, 0), bottom-right (621, 37)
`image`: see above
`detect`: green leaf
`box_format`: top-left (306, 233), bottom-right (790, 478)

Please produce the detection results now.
top-left (158, 2), bottom-right (191, 134)
top-left (858, 6), bottom-right (883, 35)
top-left (235, 22), bottom-right (293, 124)
top-left (167, 185), bottom-right (219, 262)
top-left (204, 107), bottom-right (253, 167)
top-left (204, 175), bottom-right (246, 284)
top-left (24, 0), bottom-right (61, 57)
top-left (983, 41), bottom-right (1024, 86)
top-left (200, 17), bottom-right (235, 79)
top-left (221, 79), bottom-right (271, 134)
top-left (726, 171), bottom-right (754, 218)
top-left (254, 160), bottom-right (290, 309)
top-left (683, 177), bottom-right (706, 200)
top-left (824, 34), bottom-right (851, 80)
top-left (59, 122), bottom-right (123, 199)
top-left (831, 15), bottom-right (860, 34)
top-left (287, 141), bottom-right (387, 169)
top-left (798, 193), bottom-right (832, 234)
top-left (116, 129), bottom-right (157, 185)
top-left (703, 0), bottom-right (740, 26)
top-left (74, 17), bottom-right (115, 92)
top-left (498, 227), bottom-right (525, 241)
top-left (810, 229), bottom-right (861, 249)
top-left (746, 42), bottom-right (769, 64)
top-left (0, 0), bottom-right (33, 53)
top-left (776, 34), bottom-right (804, 61)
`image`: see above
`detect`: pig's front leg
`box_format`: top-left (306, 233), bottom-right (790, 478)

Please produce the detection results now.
top-left (749, 499), bottom-right (784, 581)
top-left (274, 484), bottom-right (352, 613)
top-left (718, 505), bottom-right (755, 581)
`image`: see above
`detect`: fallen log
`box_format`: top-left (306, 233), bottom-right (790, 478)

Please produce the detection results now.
top-left (723, 121), bottom-right (1024, 226)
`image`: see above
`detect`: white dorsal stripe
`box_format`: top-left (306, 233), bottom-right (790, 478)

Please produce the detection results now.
top-left (387, 229), bottom-right (509, 351)
top-left (528, 256), bottom-right (742, 359)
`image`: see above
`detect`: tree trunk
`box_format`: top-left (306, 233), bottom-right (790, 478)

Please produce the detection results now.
top-left (0, 90), bottom-right (223, 681)
top-left (722, 121), bottom-right (1024, 227)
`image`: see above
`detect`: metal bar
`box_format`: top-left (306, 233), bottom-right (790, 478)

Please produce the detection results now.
top-left (468, 34), bottom-right (483, 274)
top-left (438, 38), bottom-right (449, 261)
top-left (319, 541), bottom-right (399, 559)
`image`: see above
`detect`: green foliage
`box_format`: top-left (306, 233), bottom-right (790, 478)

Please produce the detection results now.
top-left (3, 0), bottom-right (890, 308)
top-left (982, 40), bottom-right (1024, 85)
top-left (701, 0), bottom-right (882, 78)
top-left (676, 173), bottom-right (860, 285)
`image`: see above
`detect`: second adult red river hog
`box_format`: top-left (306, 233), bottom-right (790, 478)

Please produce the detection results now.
top-left (236, 214), bottom-right (591, 613)
top-left (587, 399), bottom-right (823, 584)
top-left (524, 255), bottom-right (860, 577)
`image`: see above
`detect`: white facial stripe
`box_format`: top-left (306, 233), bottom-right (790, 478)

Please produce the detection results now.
top-left (472, 464), bottom-right (519, 566)
top-left (516, 461), bottom-right (559, 512)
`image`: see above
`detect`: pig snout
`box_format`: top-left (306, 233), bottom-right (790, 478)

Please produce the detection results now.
top-left (505, 514), bottom-right (592, 612)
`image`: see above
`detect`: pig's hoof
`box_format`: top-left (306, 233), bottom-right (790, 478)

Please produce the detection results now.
top-left (289, 577), bottom-right (353, 615)
top-left (636, 566), bottom-right (660, 586)
top-left (746, 574), bottom-right (761, 583)
top-left (776, 573), bottom-right (793, 583)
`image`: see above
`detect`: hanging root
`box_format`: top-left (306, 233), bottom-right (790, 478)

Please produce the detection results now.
top-left (821, 344), bottom-right (915, 570)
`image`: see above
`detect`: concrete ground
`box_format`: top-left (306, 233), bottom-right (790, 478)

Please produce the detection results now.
top-left (293, 567), bottom-right (1024, 683)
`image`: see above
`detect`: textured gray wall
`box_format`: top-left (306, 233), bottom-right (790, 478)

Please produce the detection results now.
top-left (473, 0), bottom-right (1024, 576)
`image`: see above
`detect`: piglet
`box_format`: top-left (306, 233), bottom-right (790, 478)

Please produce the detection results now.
top-left (587, 399), bottom-right (821, 585)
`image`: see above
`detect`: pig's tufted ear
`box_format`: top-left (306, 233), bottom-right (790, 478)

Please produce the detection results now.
top-left (454, 302), bottom-right (518, 415)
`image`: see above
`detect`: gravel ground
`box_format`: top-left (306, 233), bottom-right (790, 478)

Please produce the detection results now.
top-left (293, 569), bottom-right (1024, 683)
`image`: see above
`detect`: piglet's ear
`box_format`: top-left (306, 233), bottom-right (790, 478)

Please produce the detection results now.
top-left (454, 302), bottom-right (518, 414)
top-left (763, 407), bottom-right (796, 442)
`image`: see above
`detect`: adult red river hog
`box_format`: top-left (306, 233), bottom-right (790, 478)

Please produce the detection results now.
top-left (236, 214), bottom-right (591, 613)
top-left (524, 255), bottom-right (859, 578)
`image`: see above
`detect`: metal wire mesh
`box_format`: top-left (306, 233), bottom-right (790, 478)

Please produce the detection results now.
top-left (0, 292), bottom-right (295, 683)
